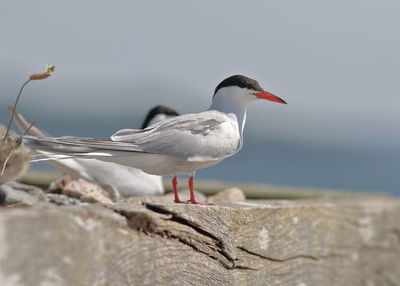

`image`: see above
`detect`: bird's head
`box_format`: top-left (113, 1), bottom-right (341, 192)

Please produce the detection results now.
top-left (141, 105), bottom-right (180, 129)
top-left (213, 75), bottom-right (286, 107)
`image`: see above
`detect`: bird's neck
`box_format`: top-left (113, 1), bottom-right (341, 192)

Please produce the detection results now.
top-left (208, 96), bottom-right (247, 138)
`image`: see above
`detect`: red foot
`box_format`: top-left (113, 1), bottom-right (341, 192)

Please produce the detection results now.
top-left (187, 175), bottom-right (208, 205)
top-left (187, 199), bottom-right (207, 205)
top-left (174, 199), bottom-right (186, 204)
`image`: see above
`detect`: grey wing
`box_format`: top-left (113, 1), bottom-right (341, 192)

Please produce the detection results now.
top-left (22, 135), bottom-right (145, 154)
top-left (10, 110), bottom-right (139, 153)
top-left (111, 111), bottom-right (241, 161)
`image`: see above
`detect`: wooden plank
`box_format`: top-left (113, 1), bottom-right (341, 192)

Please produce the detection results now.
top-left (1, 196), bottom-right (399, 286)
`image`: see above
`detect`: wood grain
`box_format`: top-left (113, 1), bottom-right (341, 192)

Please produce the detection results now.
top-left (0, 196), bottom-right (399, 286)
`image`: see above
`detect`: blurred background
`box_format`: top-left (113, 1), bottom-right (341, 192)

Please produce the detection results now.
top-left (1, 0), bottom-right (399, 195)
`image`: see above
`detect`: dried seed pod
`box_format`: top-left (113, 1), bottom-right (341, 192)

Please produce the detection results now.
top-left (29, 73), bottom-right (51, 80)
top-left (29, 64), bottom-right (55, 80)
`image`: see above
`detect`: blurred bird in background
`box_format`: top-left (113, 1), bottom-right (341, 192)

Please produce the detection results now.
top-left (12, 105), bottom-right (179, 197)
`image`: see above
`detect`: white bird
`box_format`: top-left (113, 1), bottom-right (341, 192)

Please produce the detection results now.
top-left (20, 75), bottom-right (287, 204)
top-left (12, 105), bottom-right (179, 197)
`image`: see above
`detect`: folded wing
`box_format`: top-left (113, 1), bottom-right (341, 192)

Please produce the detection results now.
top-left (111, 110), bottom-right (241, 161)
top-left (21, 110), bottom-right (240, 163)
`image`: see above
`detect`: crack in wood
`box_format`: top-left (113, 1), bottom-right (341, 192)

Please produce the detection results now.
top-left (230, 265), bottom-right (259, 271)
top-left (103, 200), bottom-right (400, 280)
top-left (237, 246), bottom-right (341, 263)
top-left (112, 203), bottom-right (345, 271)
top-left (145, 203), bottom-right (222, 242)
top-left (108, 202), bottom-right (239, 269)
top-left (143, 202), bottom-right (237, 269)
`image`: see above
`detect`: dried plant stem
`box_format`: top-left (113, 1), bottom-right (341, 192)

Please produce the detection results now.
top-left (1, 121), bottom-right (35, 177)
top-left (2, 64), bottom-right (54, 144)
top-left (1, 148), bottom-right (14, 176)
top-left (2, 79), bottom-right (31, 142)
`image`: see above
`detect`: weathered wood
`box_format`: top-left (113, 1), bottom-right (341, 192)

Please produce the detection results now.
top-left (1, 196), bottom-right (399, 286)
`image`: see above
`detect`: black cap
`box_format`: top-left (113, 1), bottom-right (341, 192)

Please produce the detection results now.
top-left (214, 75), bottom-right (263, 96)
top-left (141, 105), bottom-right (180, 129)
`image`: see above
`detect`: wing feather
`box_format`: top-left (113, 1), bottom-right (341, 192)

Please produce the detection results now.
top-left (111, 110), bottom-right (241, 161)
top-left (20, 110), bottom-right (241, 163)
top-left (22, 135), bottom-right (145, 153)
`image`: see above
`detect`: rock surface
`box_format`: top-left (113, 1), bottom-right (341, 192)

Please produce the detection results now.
top-left (0, 181), bottom-right (46, 205)
top-left (63, 179), bottom-right (114, 204)
top-left (46, 193), bottom-right (84, 206)
top-left (0, 181), bottom-right (85, 207)
top-left (208, 187), bottom-right (246, 203)
top-left (49, 175), bottom-right (120, 203)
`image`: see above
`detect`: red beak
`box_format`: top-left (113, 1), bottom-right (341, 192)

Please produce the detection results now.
top-left (252, 91), bottom-right (287, 104)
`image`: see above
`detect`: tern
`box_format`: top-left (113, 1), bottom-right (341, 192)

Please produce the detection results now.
top-left (12, 106), bottom-right (179, 197)
top-left (19, 75), bottom-right (287, 204)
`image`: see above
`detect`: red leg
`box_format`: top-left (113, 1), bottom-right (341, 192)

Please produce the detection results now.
top-left (172, 176), bottom-right (185, 203)
top-left (188, 175), bottom-right (206, 205)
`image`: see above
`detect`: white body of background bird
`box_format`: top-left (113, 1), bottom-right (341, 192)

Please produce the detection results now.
top-left (13, 105), bottom-right (179, 197)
